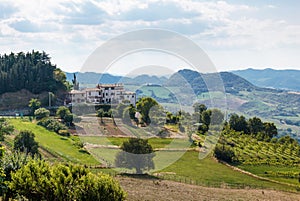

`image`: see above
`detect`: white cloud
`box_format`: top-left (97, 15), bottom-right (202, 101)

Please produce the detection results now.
top-left (0, 0), bottom-right (299, 72)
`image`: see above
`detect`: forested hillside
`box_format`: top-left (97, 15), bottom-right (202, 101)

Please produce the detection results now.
top-left (0, 51), bottom-right (68, 94)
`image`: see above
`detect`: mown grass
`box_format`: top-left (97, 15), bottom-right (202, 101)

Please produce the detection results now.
top-left (80, 136), bottom-right (190, 149)
top-left (8, 118), bottom-right (99, 165)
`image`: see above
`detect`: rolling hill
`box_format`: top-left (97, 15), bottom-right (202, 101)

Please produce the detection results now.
top-left (232, 68), bottom-right (300, 91)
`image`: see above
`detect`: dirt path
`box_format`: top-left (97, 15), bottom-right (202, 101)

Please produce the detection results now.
top-left (116, 176), bottom-right (300, 201)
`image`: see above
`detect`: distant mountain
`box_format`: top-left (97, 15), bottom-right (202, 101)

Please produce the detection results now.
top-left (65, 72), bottom-right (167, 86)
top-left (232, 68), bottom-right (300, 91)
top-left (165, 69), bottom-right (260, 95)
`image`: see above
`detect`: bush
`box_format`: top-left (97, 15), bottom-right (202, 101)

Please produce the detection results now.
top-left (13, 130), bottom-right (39, 156)
top-left (34, 108), bottom-right (50, 120)
top-left (9, 160), bottom-right (126, 200)
top-left (58, 129), bottom-right (70, 136)
top-left (214, 144), bottom-right (235, 163)
top-left (37, 118), bottom-right (67, 134)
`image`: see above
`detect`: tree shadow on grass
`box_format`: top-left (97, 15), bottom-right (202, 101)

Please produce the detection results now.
top-left (120, 173), bottom-right (160, 180)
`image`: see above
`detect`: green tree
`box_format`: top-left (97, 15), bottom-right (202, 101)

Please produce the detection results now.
top-left (214, 144), bottom-right (235, 163)
top-left (201, 110), bottom-right (211, 127)
top-left (28, 98), bottom-right (41, 116)
top-left (115, 138), bottom-right (155, 174)
top-left (193, 103), bottom-right (207, 114)
top-left (263, 122), bottom-right (278, 140)
top-left (13, 130), bottom-right (39, 156)
top-left (149, 105), bottom-right (165, 128)
top-left (56, 106), bottom-right (70, 119)
top-left (136, 97), bottom-right (158, 125)
top-left (97, 108), bottom-right (105, 123)
top-left (192, 103), bottom-right (212, 133)
top-left (56, 106), bottom-right (73, 126)
top-left (0, 119), bottom-right (14, 141)
top-left (34, 108), bottom-right (50, 120)
top-left (229, 114), bottom-right (249, 133)
top-left (248, 117), bottom-right (264, 134)
top-left (0, 51), bottom-right (68, 95)
top-left (128, 104), bottom-right (136, 120)
top-left (210, 109), bottom-right (224, 125)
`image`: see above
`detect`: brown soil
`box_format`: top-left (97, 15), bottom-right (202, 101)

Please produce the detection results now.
top-left (0, 89), bottom-right (48, 111)
top-left (116, 176), bottom-right (300, 201)
top-left (73, 117), bottom-right (132, 137)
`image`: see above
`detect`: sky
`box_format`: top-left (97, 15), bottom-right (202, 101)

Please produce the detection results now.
top-left (0, 0), bottom-right (299, 75)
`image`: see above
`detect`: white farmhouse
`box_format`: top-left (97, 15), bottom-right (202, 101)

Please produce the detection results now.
top-left (66, 83), bottom-right (136, 106)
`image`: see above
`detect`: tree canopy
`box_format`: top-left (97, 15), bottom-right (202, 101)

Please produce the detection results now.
top-left (34, 108), bottom-right (50, 120)
top-left (228, 114), bottom-right (278, 141)
top-left (0, 51), bottom-right (68, 94)
top-left (13, 130), bottom-right (39, 156)
top-left (28, 98), bottom-right (41, 116)
top-left (56, 106), bottom-right (74, 126)
top-left (136, 97), bottom-right (158, 125)
top-left (115, 138), bottom-right (155, 174)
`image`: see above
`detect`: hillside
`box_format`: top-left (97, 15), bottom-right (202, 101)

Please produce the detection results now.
top-left (165, 69), bottom-right (260, 95)
top-left (232, 68), bottom-right (300, 91)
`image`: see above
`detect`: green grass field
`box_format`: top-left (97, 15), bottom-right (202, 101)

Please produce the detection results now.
top-left (158, 151), bottom-right (297, 191)
top-left (8, 118), bottom-right (99, 165)
top-left (80, 136), bottom-right (190, 149)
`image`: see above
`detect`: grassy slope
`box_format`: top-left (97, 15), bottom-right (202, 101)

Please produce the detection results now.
top-left (8, 118), bottom-right (99, 165)
top-left (158, 151), bottom-right (296, 191)
top-left (81, 136), bottom-right (296, 191)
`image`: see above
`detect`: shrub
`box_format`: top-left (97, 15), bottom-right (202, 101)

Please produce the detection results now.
top-left (13, 130), bottom-right (39, 156)
top-left (37, 118), bottom-right (67, 134)
top-left (214, 144), bottom-right (235, 163)
top-left (34, 108), bottom-right (50, 120)
top-left (58, 129), bottom-right (70, 136)
top-left (9, 160), bottom-right (126, 200)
